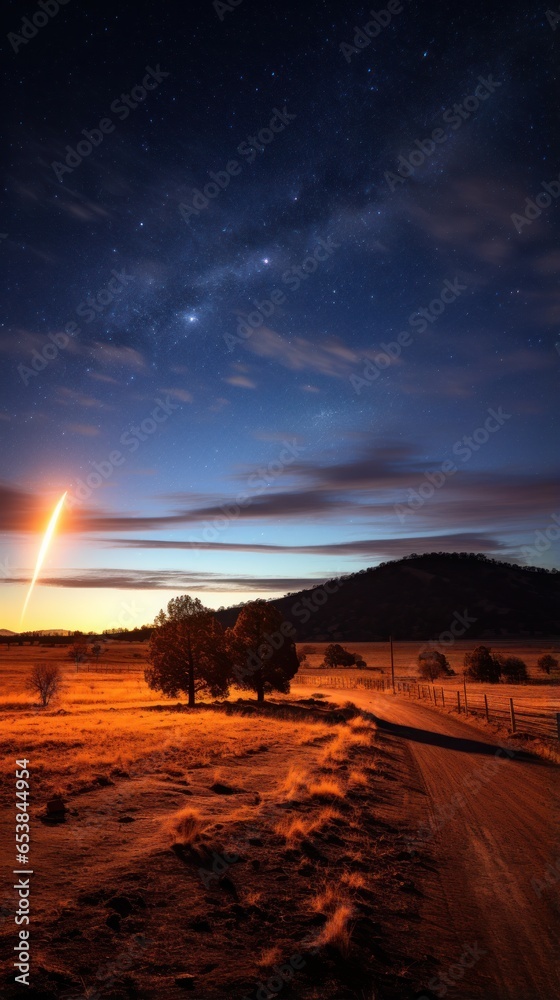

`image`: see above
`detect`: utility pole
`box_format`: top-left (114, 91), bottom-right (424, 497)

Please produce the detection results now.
top-left (390, 635), bottom-right (395, 694)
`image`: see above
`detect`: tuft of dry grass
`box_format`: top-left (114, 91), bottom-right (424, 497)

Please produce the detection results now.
top-left (316, 903), bottom-right (353, 952)
top-left (319, 726), bottom-right (371, 765)
top-left (276, 807), bottom-right (341, 842)
top-left (341, 870), bottom-right (368, 890)
top-left (310, 884), bottom-right (338, 912)
top-left (166, 806), bottom-right (205, 846)
top-left (348, 768), bottom-right (369, 787)
top-left (307, 778), bottom-right (344, 800)
top-left (257, 945), bottom-right (283, 968)
top-left (280, 764), bottom-right (310, 799)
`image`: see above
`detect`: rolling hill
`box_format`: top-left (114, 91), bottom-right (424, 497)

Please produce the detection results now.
top-left (216, 553), bottom-right (560, 641)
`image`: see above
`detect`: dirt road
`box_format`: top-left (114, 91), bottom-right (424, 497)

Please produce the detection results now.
top-left (327, 689), bottom-right (559, 1000)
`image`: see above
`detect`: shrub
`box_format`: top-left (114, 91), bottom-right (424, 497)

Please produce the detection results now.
top-left (497, 655), bottom-right (528, 683)
top-left (324, 644), bottom-right (357, 668)
top-left (537, 653), bottom-right (558, 675)
top-left (418, 649), bottom-right (452, 680)
top-left (464, 645), bottom-right (501, 683)
top-left (167, 807), bottom-right (204, 847)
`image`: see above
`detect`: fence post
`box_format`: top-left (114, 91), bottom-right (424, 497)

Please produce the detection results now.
top-left (441, 687), bottom-right (445, 707)
top-left (456, 690), bottom-right (461, 713)
top-left (463, 676), bottom-right (468, 716)
top-left (509, 698), bottom-right (516, 733)
top-left (484, 694), bottom-right (489, 722)
top-left (433, 686), bottom-right (437, 704)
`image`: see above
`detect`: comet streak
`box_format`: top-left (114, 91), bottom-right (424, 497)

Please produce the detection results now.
top-left (20, 491), bottom-right (67, 625)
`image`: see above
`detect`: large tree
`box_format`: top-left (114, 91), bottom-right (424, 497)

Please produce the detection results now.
top-left (227, 600), bottom-right (299, 704)
top-left (145, 596), bottom-right (231, 706)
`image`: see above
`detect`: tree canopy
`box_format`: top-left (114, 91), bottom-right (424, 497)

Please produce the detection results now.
top-left (226, 599), bottom-right (299, 703)
top-left (145, 596), bottom-right (231, 706)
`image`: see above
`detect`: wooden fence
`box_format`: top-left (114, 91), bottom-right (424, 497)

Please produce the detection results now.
top-left (293, 672), bottom-right (560, 741)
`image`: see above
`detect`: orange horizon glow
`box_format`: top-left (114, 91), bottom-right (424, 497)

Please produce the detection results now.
top-left (20, 491), bottom-right (68, 626)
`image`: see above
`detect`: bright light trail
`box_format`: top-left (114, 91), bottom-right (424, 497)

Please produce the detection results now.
top-left (20, 491), bottom-right (67, 626)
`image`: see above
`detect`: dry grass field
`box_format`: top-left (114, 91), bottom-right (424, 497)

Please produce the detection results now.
top-left (0, 642), bottom-right (429, 1000)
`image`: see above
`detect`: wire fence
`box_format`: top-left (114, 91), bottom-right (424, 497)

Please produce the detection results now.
top-left (293, 672), bottom-right (560, 741)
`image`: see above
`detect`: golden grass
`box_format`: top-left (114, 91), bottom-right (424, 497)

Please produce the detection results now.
top-left (307, 778), bottom-right (344, 800)
top-left (348, 768), bottom-right (369, 787)
top-left (310, 884), bottom-right (339, 912)
top-left (280, 765), bottom-right (310, 799)
top-left (319, 727), bottom-right (371, 765)
top-left (257, 946), bottom-right (283, 968)
top-left (166, 806), bottom-right (205, 846)
top-left (340, 870), bottom-right (368, 890)
top-left (275, 807), bottom-right (341, 842)
top-left (316, 903), bottom-right (353, 952)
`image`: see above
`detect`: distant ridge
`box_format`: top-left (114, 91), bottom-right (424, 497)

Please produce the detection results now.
top-left (215, 553), bottom-right (560, 641)
top-left (0, 628), bottom-right (72, 637)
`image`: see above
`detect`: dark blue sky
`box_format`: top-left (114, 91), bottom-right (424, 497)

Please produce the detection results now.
top-left (1, 0), bottom-right (558, 629)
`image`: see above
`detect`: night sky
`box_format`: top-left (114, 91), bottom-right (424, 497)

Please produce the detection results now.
top-left (1, 0), bottom-right (558, 631)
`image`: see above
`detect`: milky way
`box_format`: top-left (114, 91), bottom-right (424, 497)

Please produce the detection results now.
top-left (0, 0), bottom-right (558, 628)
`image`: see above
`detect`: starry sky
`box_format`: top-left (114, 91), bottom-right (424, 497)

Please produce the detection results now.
top-left (1, 0), bottom-right (558, 631)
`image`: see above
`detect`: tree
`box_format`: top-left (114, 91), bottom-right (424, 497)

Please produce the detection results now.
top-left (418, 649), bottom-right (452, 680)
top-left (145, 596), bottom-right (231, 707)
top-left (464, 645), bottom-right (501, 683)
top-left (323, 643), bottom-right (357, 668)
top-left (27, 663), bottom-right (61, 707)
top-left (68, 639), bottom-right (88, 668)
top-left (497, 655), bottom-right (528, 683)
top-left (227, 600), bottom-right (299, 704)
top-left (91, 643), bottom-right (102, 663)
top-left (537, 653), bottom-right (558, 675)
